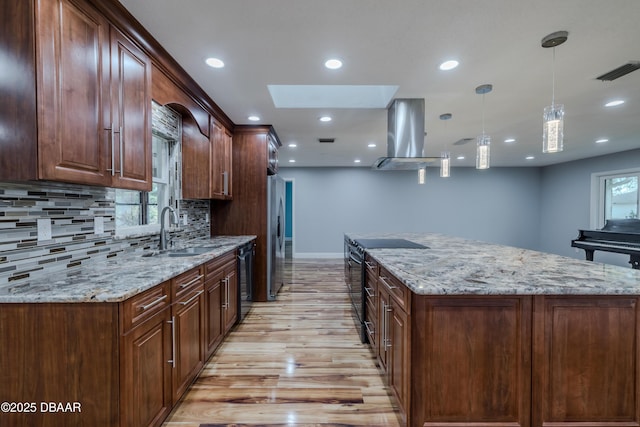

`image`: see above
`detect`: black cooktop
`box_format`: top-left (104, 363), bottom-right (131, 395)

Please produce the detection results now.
top-left (354, 238), bottom-right (429, 249)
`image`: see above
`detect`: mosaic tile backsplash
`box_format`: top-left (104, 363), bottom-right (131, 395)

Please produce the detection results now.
top-left (0, 181), bottom-right (211, 286)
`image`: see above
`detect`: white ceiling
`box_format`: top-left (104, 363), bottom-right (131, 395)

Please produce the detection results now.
top-left (120, 0), bottom-right (640, 168)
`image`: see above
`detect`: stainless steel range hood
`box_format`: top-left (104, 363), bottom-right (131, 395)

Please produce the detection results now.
top-left (372, 98), bottom-right (440, 170)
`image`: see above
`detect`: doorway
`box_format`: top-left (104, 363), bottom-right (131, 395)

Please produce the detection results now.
top-left (284, 179), bottom-right (293, 261)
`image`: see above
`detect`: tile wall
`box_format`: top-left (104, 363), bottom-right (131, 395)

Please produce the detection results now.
top-left (0, 181), bottom-right (210, 286)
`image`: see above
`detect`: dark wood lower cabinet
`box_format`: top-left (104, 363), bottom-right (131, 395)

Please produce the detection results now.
top-left (366, 268), bottom-right (640, 427)
top-left (121, 306), bottom-right (172, 427)
top-left (532, 295), bottom-right (640, 427)
top-left (0, 303), bottom-right (119, 427)
top-left (0, 248), bottom-right (249, 427)
top-left (412, 296), bottom-right (531, 427)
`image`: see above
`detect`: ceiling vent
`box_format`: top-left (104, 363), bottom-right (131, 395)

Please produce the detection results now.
top-left (453, 138), bottom-right (474, 146)
top-left (596, 61), bottom-right (640, 81)
top-left (318, 138), bottom-right (335, 143)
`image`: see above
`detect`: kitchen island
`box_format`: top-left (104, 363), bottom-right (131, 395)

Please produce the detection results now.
top-left (346, 232), bottom-right (640, 427)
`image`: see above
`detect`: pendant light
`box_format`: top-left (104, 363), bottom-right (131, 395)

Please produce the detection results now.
top-left (440, 152), bottom-right (450, 177)
top-left (541, 31), bottom-right (568, 153)
top-left (475, 84), bottom-right (492, 170)
top-left (439, 113), bottom-right (452, 178)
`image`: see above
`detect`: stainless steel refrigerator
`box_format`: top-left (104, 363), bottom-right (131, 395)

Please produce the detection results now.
top-left (266, 175), bottom-right (285, 300)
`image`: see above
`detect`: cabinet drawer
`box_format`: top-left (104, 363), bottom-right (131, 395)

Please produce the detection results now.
top-left (121, 281), bottom-right (170, 332)
top-left (173, 266), bottom-right (204, 299)
top-left (365, 297), bottom-right (377, 348)
top-left (364, 254), bottom-right (378, 276)
top-left (204, 250), bottom-right (236, 277)
top-left (379, 268), bottom-right (410, 314)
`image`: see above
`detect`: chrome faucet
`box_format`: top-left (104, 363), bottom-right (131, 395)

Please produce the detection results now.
top-left (159, 206), bottom-right (178, 250)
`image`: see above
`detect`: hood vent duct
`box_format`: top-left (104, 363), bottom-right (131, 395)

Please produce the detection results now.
top-left (372, 98), bottom-right (440, 170)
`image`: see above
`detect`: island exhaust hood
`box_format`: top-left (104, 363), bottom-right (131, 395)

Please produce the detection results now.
top-left (372, 98), bottom-right (440, 170)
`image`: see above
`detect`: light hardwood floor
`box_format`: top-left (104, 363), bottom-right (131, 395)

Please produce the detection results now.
top-left (162, 259), bottom-right (401, 427)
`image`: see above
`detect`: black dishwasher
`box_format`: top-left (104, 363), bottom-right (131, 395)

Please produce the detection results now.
top-left (237, 241), bottom-right (255, 323)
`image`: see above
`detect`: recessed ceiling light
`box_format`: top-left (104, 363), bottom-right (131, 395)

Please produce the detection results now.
top-left (324, 59), bottom-right (343, 70)
top-left (247, 115), bottom-right (260, 121)
top-left (205, 57), bottom-right (224, 68)
top-left (605, 99), bottom-right (625, 107)
top-left (439, 60), bottom-right (459, 71)
top-left (354, 159), bottom-right (361, 163)
top-left (289, 159), bottom-right (296, 163)
top-left (288, 143), bottom-right (297, 148)
top-left (319, 116), bottom-right (332, 122)
top-left (526, 156), bottom-right (535, 160)
top-left (456, 155), bottom-right (465, 160)
top-left (504, 138), bottom-right (516, 143)
top-left (595, 138), bottom-right (609, 144)
top-left (368, 143), bottom-right (377, 148)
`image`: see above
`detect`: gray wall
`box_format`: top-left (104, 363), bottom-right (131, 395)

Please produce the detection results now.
top-left (539, 148), bottom-right (640, 267)
top-left (279, 166), bottom-right (542, 256)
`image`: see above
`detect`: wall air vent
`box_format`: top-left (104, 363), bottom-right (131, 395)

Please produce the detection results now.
top-left (453, 138), bottom-right (474, 146)
top-left (318, 138), bottom-right (335, 143)
top-left (596, 61), bottom-right (640, 81)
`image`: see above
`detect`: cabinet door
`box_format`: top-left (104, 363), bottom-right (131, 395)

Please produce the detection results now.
top-left (121, 307), bottom-right (172, 427)
top-left (389, 302), bottom-right (409, 424)
top-left (182, 114), bottom-right (211, 199)
top-left (223, 266), bottom-right (238, 333)
top-left (172, 290), bottom-right (205, 401)
top-left (205, 278), bottom-right (224, 358)
top-left (533, 296), bottom-right (640, 427)
top-left (110, 26), bottom-right (152, 191)
top-left (35, 0), bottom-right (111, 186)
top-left (210, 119), bottom-right (232, 199)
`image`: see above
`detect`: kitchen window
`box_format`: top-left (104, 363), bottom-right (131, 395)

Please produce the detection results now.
top-left (591, 168), bottom-right (640, 228)
top-left (115, 103), bottom-right (182, 236)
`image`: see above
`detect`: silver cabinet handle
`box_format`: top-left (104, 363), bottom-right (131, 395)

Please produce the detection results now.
top-left (179, 290), bottom-right (203, 306)
top-left (380, 276), bottom-right (397, 290)
top-left (225, 276), bottom-right (230, 309)
top-left (178, 274), bottom-right (204, 289)
top-left (364, 286), bottom-right (375, 298)
top-left (167, 315), bottom-right (176, 368)
top-left (384, 303), bottom-right (393, 350)
top-left (117, 126), bottom-right (123, 177)
top-left (364, 321), bottom-right (375, 337)
top-left (364, 260), bottom-right (375, 269)
top-left (105, 123), bottom-right (115, 175)
top-left (139, 294), bottom-right (167, 311)
top-left (221, 277), bottom-right (228, 308)
top-left (222, 171), bottom-right (229, 195)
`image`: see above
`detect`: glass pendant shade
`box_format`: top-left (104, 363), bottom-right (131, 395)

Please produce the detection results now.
top-left (543, 104), bottom-right (564, 153)
top-left (476, 134), bottom-right (490, 169)
top-left (418, 167), bottom-right (426, 184)
top-left (440, 152), bottom-right (450, 177)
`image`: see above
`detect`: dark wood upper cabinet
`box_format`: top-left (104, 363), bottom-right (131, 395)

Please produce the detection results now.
top-left (2, 0), bottom-right (232, 190)
top-left (0, 0), bottom-right (152, 190)
top-left (210, 118), bottom-right (233, 200)
top-left (109, 26), bottom-right (152, 191)
top-left (35, 0), bottom-right (112, 186)
top-left (1, 0), bottom-right (37, 181)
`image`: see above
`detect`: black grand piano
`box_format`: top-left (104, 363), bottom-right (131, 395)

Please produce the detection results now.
top-left (572, 218), bottom-right (640, 269)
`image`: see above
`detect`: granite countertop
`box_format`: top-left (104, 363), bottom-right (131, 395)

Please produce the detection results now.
top-left (0, 236), bottom-right (256, 303)
top-left (346, 232), bottom-right (640, 296)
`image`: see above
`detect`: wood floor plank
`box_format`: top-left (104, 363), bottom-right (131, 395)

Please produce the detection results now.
top-left (161, 258), bottom-right (401, 427)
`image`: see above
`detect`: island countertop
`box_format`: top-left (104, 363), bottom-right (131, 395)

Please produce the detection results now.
top-left (0, 235), bottom-right (256, 303)
top-left (346, 232), bottom-right (640, 295)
